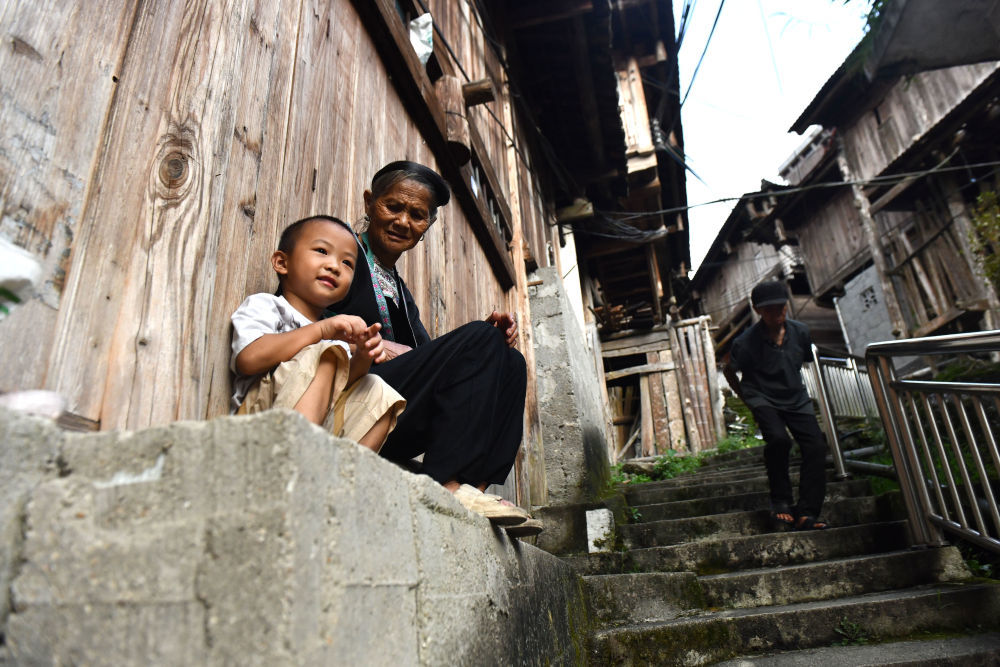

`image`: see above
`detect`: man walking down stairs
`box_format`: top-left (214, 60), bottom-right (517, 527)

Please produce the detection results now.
top-left (565, 445), bottom-right (1000, 665)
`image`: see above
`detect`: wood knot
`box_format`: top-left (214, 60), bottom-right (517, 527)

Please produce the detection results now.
top-left (158, 152), bottom-right (189, 188)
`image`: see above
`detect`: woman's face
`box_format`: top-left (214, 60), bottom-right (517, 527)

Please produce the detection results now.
top-left (363, 178), bottom-right (433, 264)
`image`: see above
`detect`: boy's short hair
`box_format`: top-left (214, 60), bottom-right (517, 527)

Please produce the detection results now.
top-left (278, 215), bottom-right (353, 254)
top-left (274, 215), bottom-right (355, 296)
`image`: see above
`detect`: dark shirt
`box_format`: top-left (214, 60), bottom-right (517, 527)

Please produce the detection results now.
top-left (729, 318), bottom-right (813, 413)
top-left (327, 236), bottom-right (431, 347)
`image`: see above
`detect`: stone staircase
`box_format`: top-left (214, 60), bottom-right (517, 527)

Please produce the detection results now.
top-left (565, 446), bottom-right (1000, 665)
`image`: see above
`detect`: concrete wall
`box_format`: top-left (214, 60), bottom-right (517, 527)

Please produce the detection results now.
top-left (835, 265), bottom-right (896, 356)
top-left (0, 407), bottom-right (590, 665)
top-left (529, 267), bottom-right (612, 509)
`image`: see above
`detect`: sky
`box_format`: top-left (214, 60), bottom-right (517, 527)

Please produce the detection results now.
top-left (671, 0), bottom-right (870, 273)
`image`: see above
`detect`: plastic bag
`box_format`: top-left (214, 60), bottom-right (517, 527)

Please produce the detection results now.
top-left (409, 13), bottom-right (433, 65)
top-left (0, 237), bottom-right (42, 322)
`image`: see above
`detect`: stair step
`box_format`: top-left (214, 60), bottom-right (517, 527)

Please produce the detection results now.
top-left (582, 572), bottom-right (704, 626)
top-left (589, 583), bottom-right (1000, 665)
top-left (623, 494), bottom-right (901, 548)
top-left (633, 479), bottom-right (872, 521)
top-left (637, 467), bottom-right (766, 489)
top-left (626, 471), bottom-right (860, 506)
top-left (564, 521), bottom-right (909, 576)
top-left (700, 546), bottom-right (971, 609)
top-left (711, 632), bottom-right (1000, 666)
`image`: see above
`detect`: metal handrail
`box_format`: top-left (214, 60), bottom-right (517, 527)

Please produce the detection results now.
top-left (806, 345), bottom-right (880, 480)
top-left (866, 330), bottom-right (1000, 555)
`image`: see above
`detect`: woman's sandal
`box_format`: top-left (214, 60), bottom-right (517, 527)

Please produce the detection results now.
top-left (504, 517), bottom-right (544, 538)
top-left (770, 502), bottom-right (795, 529)
top-left (453, 484), bottom-right (528, 526)
top-left (795, 515), bottom-right (829, 531)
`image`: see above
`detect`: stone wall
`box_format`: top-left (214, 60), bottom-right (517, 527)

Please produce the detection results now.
top-left (529, 267), bottom-right (612, 509)
top-left (0, 407), bottom-right (589, 665)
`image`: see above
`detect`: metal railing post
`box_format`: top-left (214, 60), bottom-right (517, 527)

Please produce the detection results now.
top-left (811, 344), bottom-right (848, 479)
top-left (865, 330), bottom-right (1000, 555)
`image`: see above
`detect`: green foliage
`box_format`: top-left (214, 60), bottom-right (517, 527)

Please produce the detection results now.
top-left (834, 617), bottom-right (873, 646)
top-left (970, 190), bottom-right (1000, 293)
top-left (653, 449), bottom-right (703, 480)
top-left (958, 541), bottom-right (999, 580)
top-left (933, 356), bottom-right (1000, 384)
top-left (714, 433), bottom-right (758, 454)
top-left (628, 506), bottom-right (642, 522)
top-left (608, 463), bottom-right (652, 487)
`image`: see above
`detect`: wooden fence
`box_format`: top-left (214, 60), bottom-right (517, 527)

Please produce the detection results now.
top-left (603, 316), bottom-right (725, 460)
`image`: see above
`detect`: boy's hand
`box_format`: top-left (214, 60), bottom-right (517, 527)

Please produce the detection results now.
top-left (355, 322), bottom-right (386, 364)
top-left (318, 314), bottom-right (368, 343)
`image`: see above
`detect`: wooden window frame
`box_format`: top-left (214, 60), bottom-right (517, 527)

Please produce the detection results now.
top-left (352, 0), bottom-right (517, 289)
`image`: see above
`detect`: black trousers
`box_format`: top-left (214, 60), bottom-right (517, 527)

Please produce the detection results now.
top-left (752, 405), bottom-right (828, 517)
top-left (371, 320), bottom-right (527, 486)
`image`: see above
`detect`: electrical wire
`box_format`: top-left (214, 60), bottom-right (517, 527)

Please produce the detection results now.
top-left (602, 158), bottom-right (1000, 223)
top-left (680, 0), bottom-right (726, 108)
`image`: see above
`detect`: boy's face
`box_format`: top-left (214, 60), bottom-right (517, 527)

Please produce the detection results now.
top-left (754, 302), bottom-right (787, 329)
top-left (272, 220), bottom-right (357, 319)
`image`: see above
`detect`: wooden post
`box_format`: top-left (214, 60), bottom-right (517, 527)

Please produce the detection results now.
top-left (835, 137), bottom-right (906, 337)
top-left (434, 74), bottom-right (471, 165)
top-left (659, 349), bottom-right (686, 452)
top-left (639, 374), bottom-right (655, 457)
top-left (647, 351), bottom-right (669, 453)
top-left (701, 317), bottom-right (727, 442)
top-left (942, 174), bottom-right (1000, 329)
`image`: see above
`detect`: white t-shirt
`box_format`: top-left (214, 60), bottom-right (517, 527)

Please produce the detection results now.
top-left (229, 293), bottom-right (350, 411)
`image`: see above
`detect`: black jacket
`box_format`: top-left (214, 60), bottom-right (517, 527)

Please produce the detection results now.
top-left (327, 236), bottom-right (431, 347)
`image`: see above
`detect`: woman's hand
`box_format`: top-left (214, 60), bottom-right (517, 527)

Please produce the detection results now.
top-left (485, 311), bottom-right (518, 348)
top-left (377, 340), bottom-right (413, 362)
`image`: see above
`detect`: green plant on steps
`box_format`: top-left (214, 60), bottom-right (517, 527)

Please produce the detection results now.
top-left (834, 616), bottom-right (873, 646)
top-left (652, 449), bottom-right (703, 479)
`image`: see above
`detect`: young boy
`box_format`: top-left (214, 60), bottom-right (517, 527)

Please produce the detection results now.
top-left (230, 215), bottom-right (405, 451)
top-left (723, 280), bottom-right (828, 531)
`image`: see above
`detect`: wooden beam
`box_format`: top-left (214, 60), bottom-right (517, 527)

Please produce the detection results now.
top-left (571, 15), bottom-right (606, 168)
top-left (869, 173), bottom-right (920, 214)
top-left (605, 361), bottom-right (675, 381)
top-left (509, 0), bottom-right (593, 29)
top-left (468, 120), bottom-right (514, 239)
top-left (463, 78), bottom-right (496, 106)
top-left (646, 243), bottom-right (664, 324)
top-left (601, 328), bottom-right (671, 351)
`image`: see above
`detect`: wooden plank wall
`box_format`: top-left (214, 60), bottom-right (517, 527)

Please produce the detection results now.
top-left (699, 240), bottom-right (783, 329)
top-left (843, 62), bottom-right (1000, 183)
top-left (0, 1), bottom-right (538, 438)
top-left (793, 190), bottom-right (868, 295)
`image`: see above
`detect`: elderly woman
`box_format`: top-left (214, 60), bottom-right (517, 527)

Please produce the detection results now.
top-left (330, 161), bottom-right (539, 535)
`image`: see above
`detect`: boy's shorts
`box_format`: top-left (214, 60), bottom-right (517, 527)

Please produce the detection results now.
top-left (237, 341), bottom-right (405, 449)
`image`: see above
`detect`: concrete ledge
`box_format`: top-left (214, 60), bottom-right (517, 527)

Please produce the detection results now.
top-left (0, 407), bottom-right (589, 665)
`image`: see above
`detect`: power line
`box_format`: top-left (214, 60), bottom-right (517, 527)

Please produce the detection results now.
top-left (680, 0), bottom-right (726, 108)
top-left (602, 158), bottom-right (1000, 222)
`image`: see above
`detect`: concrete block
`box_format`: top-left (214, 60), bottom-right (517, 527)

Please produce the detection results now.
top-left (1, 407), bottom-right (592, 665)
top-left (0, 406), bottom-right (64, 625)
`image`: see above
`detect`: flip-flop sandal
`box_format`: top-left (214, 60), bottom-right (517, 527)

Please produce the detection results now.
top-left (770, 502), bottom-right (795, 528)
top-left (795, 515), bottom-right (829, 531)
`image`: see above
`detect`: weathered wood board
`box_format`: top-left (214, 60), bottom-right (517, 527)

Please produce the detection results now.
top-left (0, 0), bottom-right (540, 442)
